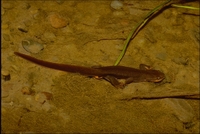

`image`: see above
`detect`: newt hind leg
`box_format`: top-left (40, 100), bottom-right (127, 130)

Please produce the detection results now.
top-left (104, 75), bottom-right (125, 89)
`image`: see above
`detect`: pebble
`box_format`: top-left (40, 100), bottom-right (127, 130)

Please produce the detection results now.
top-left (35, 92), bottom-right (47, 104)
top-left (1, 70), bottom-right (11, 81)
top-left (18, 23), bottom-right (28, 33)
top-left (24, 20), bottom-right (32, 27)
top-left (21, 87), bottom-right (35, 95)
top-left (173, 69), bottom-right (199, 87)
top-left (30, 9), bottom-right (39, 15)
top-left (35, 92), bottom-right (53, 103)
top-left (56, 0), bottom-right (64, 4)
top-left (43, 32), bottom-right (56, 41)
top-left (20, 2), bottom-right (31, 10)
top-left (113, 11), bottom-right (125, 16)
top-left (161, 99), bottom-right (194, 123)
top-left (22, 39), bottom-right (44, 54)
top-left (156, 52), bottom-right (167, 61)
top-left (41, 92), bottom-right (53, 100)
top-left (41, 101), bottom-right (52, 111)
top-left (111, 0), bottom-right (123, 10)
top-left (172, 57), bottom-right (188, 65)
top-left (49, 13), bottom-right (68, 28)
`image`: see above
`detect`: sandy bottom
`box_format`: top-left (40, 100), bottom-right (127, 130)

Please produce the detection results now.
top-left (2, 1), bottom-right (199, 133)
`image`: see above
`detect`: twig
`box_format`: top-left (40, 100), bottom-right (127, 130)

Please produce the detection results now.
top-left (120, 93), bottom-right (200, 101)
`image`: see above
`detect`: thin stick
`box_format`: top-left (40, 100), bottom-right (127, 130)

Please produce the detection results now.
top-left (114, 0), bottom-right (172, 66)
top-left (120, 93), bottom-right (200, 101)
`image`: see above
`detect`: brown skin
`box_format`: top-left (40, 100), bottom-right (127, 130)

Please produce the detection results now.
top-left (14, 52), bottom-right (165, 88)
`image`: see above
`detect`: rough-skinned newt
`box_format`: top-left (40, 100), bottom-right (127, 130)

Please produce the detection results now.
top-left (14, 52), bottom-right (165, 88)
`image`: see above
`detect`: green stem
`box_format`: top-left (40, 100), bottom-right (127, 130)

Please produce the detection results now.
top-left (114, 0), bottom-right (172, 66)
top-left (171, 4), bottom-right (200, 10)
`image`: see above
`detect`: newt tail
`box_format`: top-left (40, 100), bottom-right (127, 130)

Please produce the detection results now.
top-left (14, 52), bottom-right (106, 76)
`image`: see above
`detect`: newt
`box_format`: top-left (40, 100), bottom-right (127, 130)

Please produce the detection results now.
top-left (14, 52), bottom-right (165, 88)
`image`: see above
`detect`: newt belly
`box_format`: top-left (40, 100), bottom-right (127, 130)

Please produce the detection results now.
top-left (14, 52), bottom-right (165, 88)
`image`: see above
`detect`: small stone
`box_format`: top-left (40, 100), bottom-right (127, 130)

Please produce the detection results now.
top-left (41, 101), bottom-right (51, 111)
top-left (20, 3), bottom-right (31, 9)
top-left (21, 87), bottom-right (35, 95)
top-left (30, 9), bottom-right (39, 15)
top-left (111, 0), bottom-right (123, 10)
top-left (161, 99), bottom-right (194, 123)
top-left (156, 52), bottom-right (167, 61)
top-left (41, 92), bottom-right (53, 100)
top-left (35, 93), bottom-right (46, 103)
top-left (35, 92), bottom-right (53, 103)
top-left (1, 70), bottom-right (11, 81)
top-left (56, 0), bottom-right (64, 4)
top-left (24, 20), bottom-right (32, 27)
top-left (113, 11), bottom-right (125, 16)
top-left (43, 32), bottom-right (56, 41)
top-left (172, 57), bottom-right (188, 65)
top-left (22, 39), bottom-right (44, 54)
top-left (18, 28), bottom-right (28, 33)
top-left (18, 23), bottom-right (28, 33)
top-left (49, 13), bottom-right (68, 28)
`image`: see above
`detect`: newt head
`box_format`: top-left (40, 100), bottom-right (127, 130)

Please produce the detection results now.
top-left (146, 70), bottom-right (165, 83)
